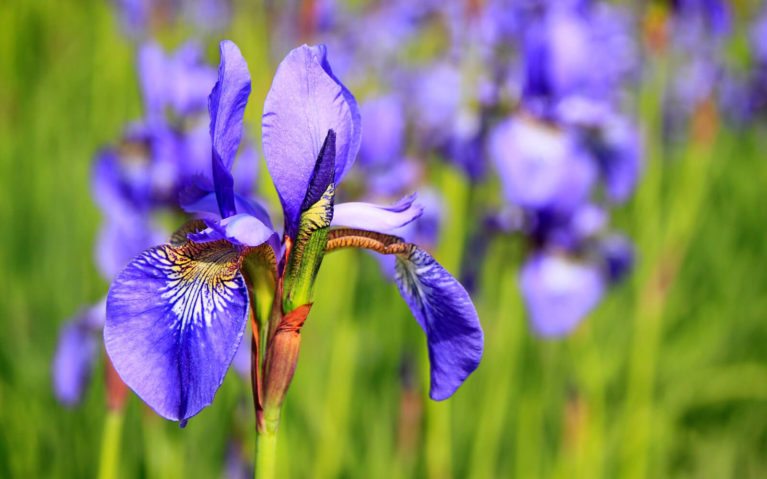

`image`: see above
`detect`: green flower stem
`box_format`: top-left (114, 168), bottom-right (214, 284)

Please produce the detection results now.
top-left (255, 421), bottom-right (278, 479)
top-left (97, 410), bottom-right (124, 479)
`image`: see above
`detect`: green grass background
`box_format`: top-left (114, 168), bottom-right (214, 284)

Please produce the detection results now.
top-left (2, 1), bottom-right (767, 478)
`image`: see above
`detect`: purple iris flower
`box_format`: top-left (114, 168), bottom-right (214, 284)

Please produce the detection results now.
top-left (365, 159), bottom-right (421, 197)
top-left (52, 301), bottom-right (105, 406)
top-left (559, 108), bottom-right (642, 205)
top-left (443, 108), bottom-right (488, 181)
top-left (523, 5), bottom-right (593, 105)
top-left (357, 94), bottom-right (425, 196)
top-left (104, 41), bottom-right (483, 423)
top-left (91, 143), bottom-right (171, 279)
top-left (489, 115), bottom-right (595, 214)
top-left (520, 251), bottom-right (605, 337)
top-left (411, 62), bottom-right (461, 148)
top-left (358, 94), bottom-right (405, 169)
top-left (520, 1), bottom-right (639, 116)
top-left (531, 203), bottom-right (606, 252)
top-left (489, 113), bottom-right (636, 336)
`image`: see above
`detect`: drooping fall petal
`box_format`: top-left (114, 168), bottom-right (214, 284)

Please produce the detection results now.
top-left (394, 247), bottom-right (483, 400)
top-left (105, 240), bottom-right (249, 422)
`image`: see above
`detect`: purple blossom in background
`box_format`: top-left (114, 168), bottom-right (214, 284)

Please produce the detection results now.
top-left (411, 62), bottom-right (462, 149)
top-left (489, 116), bottom-right (594, 213)
top-left (520, 1), bottom-right (639, 117)
top-left (600, 233), bottom-right (634, 283)
top-left (52, 302), bottom-right (105, 406)
top-left (365, 159), bottom-right (422, 198)
top-left (443, 108), bottom-right (488, 181)
top-left (752, 7), bottom-right (767, 65)
top-left (224, 441), bottom-right (253, 479)
top-left (727, 6), bottom-right (767, 123)
top-left (139, 41), bottom-right (218, 120)
top-left (663, 0), bottom-right (731, 138)
top-left (484, 0), bottom-right (642, 337)
top-left (672, 0), bottom-right (731, 37)
top-left (359, 94), bottom-right (405, 169)
top-left (521, 252), bottom-right (605, 337)
top-left (113, 0), bottom-right (231, 38)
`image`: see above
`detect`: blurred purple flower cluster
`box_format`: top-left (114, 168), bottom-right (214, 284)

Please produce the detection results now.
top-left (489, 1), bottom-right (640, 336)
top-left (279, 0), bottom-right (642, 336)
top-left (114, 0), bottom-right (231, 38)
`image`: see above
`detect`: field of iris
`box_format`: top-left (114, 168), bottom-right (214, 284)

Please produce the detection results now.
top-left (2, 1), bottom-right (767, 478)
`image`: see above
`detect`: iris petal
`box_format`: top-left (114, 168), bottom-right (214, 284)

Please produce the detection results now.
top-left (394, 247), bottom-right (484, 400)
top-left (105, 241), bottom-right (249, 422)
top-left (208, 40), bottom-right (252, 218)
top-left (181, 188), bottom-right (273, 229)
top-left (331, 195), bottom-right (423, 233)
top-left (262, 44), bottom-right (360, 236)
top-left (188, 214), bottom-right (277, 248)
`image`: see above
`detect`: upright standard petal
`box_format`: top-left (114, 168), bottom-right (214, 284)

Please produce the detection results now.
top-left (262, 44), bottom-right (361, 236)
top-left (394, 247), bottom-right (483, 400)
top-left (105, 240), bottom-right (249, 422)
top-left (209, 40), bottom-right (252, 218)
top-left (331, 195), bottom-right (423, 233)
